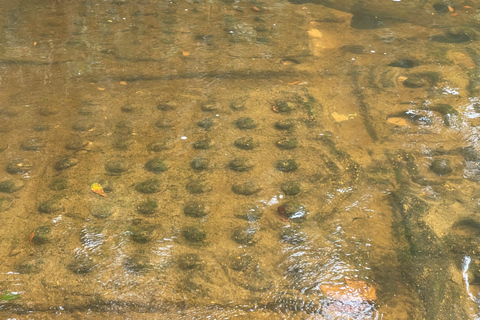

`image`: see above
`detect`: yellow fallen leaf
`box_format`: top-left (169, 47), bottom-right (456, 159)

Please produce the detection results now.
top-left (98, 87), bottom-right (105, 91)
top-left (120, 81), bottom-right (127, 85)
top-left (91, 183), bottom-right (107, 197)
top-left (33, 42), bottom-right (37, 46)
top-left (386, 117), bottom-right (407, 126)
top-left (182, 50), bottom-right (190, 56)
top-left (332, 112), bottom-right (356, 122)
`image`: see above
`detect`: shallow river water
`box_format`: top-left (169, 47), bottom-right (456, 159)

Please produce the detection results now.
top-left (1, 0), bottom-right (480, 319)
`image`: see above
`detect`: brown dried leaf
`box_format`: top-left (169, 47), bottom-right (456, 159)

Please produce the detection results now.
top-left (386, 117), bottom-right (407, 126)
top-left (320, 279), bottom-right (376, 302)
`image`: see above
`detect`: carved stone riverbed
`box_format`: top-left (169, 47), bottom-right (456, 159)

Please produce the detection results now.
top-left (1, 0), bottom-right (480, 318)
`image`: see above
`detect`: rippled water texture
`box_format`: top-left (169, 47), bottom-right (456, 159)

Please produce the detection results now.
top-left (1, 0), bottom-right (480, 318)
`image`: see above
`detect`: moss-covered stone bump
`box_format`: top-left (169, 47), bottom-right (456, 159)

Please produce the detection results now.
top-left (273, 100), bottom-right (296, 113)
top-left (235, 117), bottom-right (257, 129)
top-left (182, 225), bottom-right (206, 243)
top-left (388, 59), bottom-right (418, 68)
top-left (136, 199), bottom-right (158, 215)
top-left (430, 158), bottom-right (453, 176)
top-left (129, 226), bottom-right (153, 244)
top-left (276, 138), bottom-right (298, 150)
top-left (20, 137), bottom-right (43, 151)
top-left (0, 142), bottom-right (8, 153)
top-left (157, 103), bottom-right (176, 111)
top-left (403, 77), bottom-right (427, 88)
top-left (155, 118), bottom-right (176, 128)
top-left (184, 201), bottom-right (209, 218)
top-left (68, 254), bottom-right (96, 274)
top-left (186, 179), bottom-right (211, 194)
top-left (232, 181), bottom-right (261, 195)
top-left (90, 203), bottom-right (115, 219)
top-left (55, 157), bottom-right (79, 171)
top-left (276, 159), bottom-right (299, 172)
top-left (31, 226), bottom-right (51, 245)
top-left (6, 159), bottom-right (32, 174)
top-left (234, 137), bottom-right (259, 150)
top-left (193, 138), bottom-right (214, 150)
top-left (15, 257), bottom-right (45, 274)
top-left (105, 159), bottom-right (128, 175)
top-left (281, 181), bottom-right (301, 195)
top-left (38, 106), bottom-right (59, 117)
top-left (115, 120), bottom-right (133, 135)
top-left (229, 254), bottom-right (258, 272)
top-left (178, 253), bottom-right (203, 270)
top-left (0, 197), bottom-right (13, 212)
top-left (229, 158), bottom-right (254, 172)
top-left (230, 100), bottom-right (246, 111)
top-left (135, 178), bottom-right (161, 194)
top-left (234, 203), bottom-right (263, 221)
top-left (80, 227), bottom-right (104, 247)
top-left (0, 179), bottom-right (25, 193)
top-left (124, 255), bottom-right (151, 274)
top-left (148, 139), bottom-right (175, 152)
top-left (190, 158), bottom-right (209, 171)
top-left (72, 120), bottom-right (95, 132)
top-left (197, 117), bottom-right (215, 130)
top-left (65, 137), bottom-right (89, 150)
top-left (201, 102), bottom-right (220, 112)
top-left (145, 158), bottom-right (168, 174)
top-left (277, 201), bottom-right (308, 221)
top-left (232, 226), bottom-right (258, 245)
top-left (280, 226), bottom-right (307, 244)
top-left (275, 119), bottom-right (296, 130)
top-left (38, 196), bottom-right (65, 214)
top-left (32, 124), bottom-right (50, 132)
